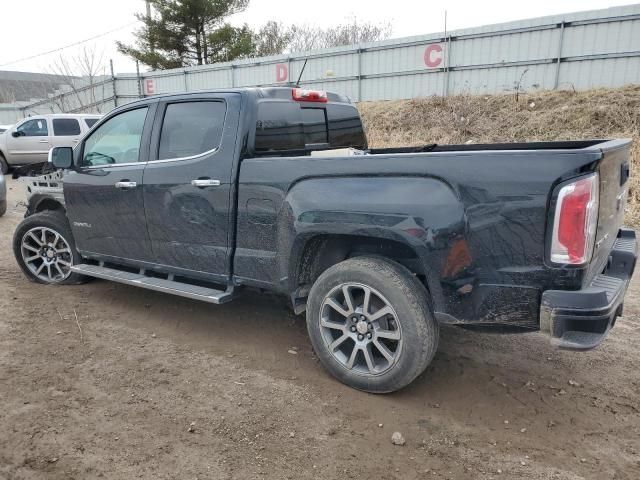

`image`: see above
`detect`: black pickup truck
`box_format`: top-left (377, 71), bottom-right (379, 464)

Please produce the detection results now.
top-left (13, 87), bottom-right (637, 393)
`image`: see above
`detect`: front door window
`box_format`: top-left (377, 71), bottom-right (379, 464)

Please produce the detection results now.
top-left (81, 108), bottom-right (148, 167)
top-left (17, 118), bottom-right (48, 136)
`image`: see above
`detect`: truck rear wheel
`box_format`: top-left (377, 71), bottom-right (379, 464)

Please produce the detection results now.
top-left (13, 211), bottom-right (88, 285)
top-left (306, 256), bottom-right (439, 393)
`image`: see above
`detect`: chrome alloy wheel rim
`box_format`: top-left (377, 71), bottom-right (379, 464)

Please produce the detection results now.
top-left (319, 283), bottom-right (402, 375)
top-left (21, 227), bottom-right (73, 283)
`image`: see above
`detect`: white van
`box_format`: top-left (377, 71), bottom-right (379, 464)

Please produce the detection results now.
top-left (0, 114), bottom-right (102, 174)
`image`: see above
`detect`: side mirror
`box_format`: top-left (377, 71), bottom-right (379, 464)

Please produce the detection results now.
top-left (11, 131), bottom-right (22, 138)
top-left (49, 147), bottom-right (74, 169)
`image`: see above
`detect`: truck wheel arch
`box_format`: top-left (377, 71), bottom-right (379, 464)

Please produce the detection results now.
top-left (28, 196), bottom-right (66, 216)
top-left (291, 234), bottom-right (431, 300)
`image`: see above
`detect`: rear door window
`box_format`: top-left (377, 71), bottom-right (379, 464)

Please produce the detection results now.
top-left (53, 118), bottom-right (81, 136)
top-left (84, 118), bottom-right (99, 129)
top-left (157, 101), bottom-right (226, 160)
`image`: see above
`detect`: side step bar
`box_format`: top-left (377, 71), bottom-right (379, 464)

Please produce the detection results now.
top-left (71, 264), bottom-right (235, 304)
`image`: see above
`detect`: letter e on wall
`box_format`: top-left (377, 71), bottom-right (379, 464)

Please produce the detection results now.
top-left (144, 78), bottom-right (155, 95)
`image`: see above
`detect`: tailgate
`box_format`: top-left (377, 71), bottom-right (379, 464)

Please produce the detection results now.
top-left (587, 139), bottom-right (632, 281)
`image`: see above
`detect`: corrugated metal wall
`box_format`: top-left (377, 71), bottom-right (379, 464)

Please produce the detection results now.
top-left (3, 3), bottom-right (639, 123)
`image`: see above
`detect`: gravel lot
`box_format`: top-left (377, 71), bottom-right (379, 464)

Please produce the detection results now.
top-left (1, 176), bottom-right (639, 479)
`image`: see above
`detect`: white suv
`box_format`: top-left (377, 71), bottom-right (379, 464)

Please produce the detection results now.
top-left (0, 114), bottom-right (102, 174)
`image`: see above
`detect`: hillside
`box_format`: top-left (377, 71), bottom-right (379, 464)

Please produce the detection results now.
top-left (0, 71), bottom-right (71, 103)
top-left (358, 86), bottom-right (640, 226)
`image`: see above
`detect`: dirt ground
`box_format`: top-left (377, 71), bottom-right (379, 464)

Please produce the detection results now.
top-left (0, 176), bottom-right (639, 480)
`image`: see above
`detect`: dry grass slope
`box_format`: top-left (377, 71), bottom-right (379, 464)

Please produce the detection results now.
top-left (359, 85), bottom-right (640, 226)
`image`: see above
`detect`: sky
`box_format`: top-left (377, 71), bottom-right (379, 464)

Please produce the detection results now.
top-left (0, 0), bottom-right (634, 75)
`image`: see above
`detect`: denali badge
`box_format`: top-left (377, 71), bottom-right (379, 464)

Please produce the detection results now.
top-left (617, 190), bottom-right (627, 212)
top-left (73, 222), bottom-right (92, 228)
top-left (595, 232), bottom-right (609, 250)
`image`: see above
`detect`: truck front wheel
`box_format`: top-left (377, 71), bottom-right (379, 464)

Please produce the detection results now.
top-left (0, 154), bottom-right (8, 175)
top-left (306, 256), bottom-right (439, 393)
top-left (13, 211), bottom-right (88, 285)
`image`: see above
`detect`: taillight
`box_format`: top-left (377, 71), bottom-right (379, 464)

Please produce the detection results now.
top-left (550, 173), bottom-right (599, 264)
top-left (292, 88), bottom-right (328, 103)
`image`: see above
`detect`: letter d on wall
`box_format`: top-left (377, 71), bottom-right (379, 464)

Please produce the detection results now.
top-left (276, 63), bottom-right (288, 82)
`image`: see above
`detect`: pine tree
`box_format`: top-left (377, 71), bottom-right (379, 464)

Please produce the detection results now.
top-left (117, 0), bottom-right (249, 69)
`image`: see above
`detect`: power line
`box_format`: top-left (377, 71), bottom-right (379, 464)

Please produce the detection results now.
top-left (0, 21), bottom-right (139, 68)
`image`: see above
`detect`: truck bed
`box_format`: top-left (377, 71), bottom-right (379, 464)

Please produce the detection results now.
top-left (236, 139), bottom-right (631, 331)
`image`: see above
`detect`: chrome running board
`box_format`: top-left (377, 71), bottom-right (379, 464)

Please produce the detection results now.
top-left (71, 264), bottom-right (235, 304)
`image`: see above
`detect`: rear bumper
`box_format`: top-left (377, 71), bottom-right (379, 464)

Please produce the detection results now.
top-left (540, 228), bottom-right (637, 350)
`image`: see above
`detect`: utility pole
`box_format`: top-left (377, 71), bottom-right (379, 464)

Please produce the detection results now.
top-left (145, 1), bottom-right (155, 54)
top-left (110, 59), bottom-right (118, 107)
top-left (443, 10), bottom-right (450, 97)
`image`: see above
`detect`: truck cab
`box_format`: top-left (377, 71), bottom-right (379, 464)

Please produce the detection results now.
top-left (31, 90), bottom-right (366, 283)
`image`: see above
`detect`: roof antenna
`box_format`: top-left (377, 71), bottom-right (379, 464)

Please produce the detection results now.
top-left (295, 59), bottom-right (308, 87)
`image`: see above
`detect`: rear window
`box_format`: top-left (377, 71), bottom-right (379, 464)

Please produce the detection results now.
top-left (302, 108), bottom-right (328, 146)
top-left (254, 101), bottom-right (365, 153)
top-left (53, 118), bottom-right (81, 136)
top-left (85, 118), bottom-right (99, 129)
top-left (327, 105), bottom-right (366, 148)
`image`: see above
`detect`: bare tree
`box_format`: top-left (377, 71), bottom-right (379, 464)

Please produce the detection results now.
top-left (286, 25), bottom-right (326, 53)
top-left (0, 74), bottom-right (43, 105)
top-left (254, 21), bottom-right (292, 57)
top-left (0, 84), bottom-right (16, 104)
top-left (287, 17), bottom-right (392, 53)
top-left (47, 46), bottom-right (108, 113)
top-left (323, 17), bottom-right (392, 47)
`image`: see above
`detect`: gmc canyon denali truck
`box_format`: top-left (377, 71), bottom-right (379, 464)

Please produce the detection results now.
top-left (12, 88), bottom-right (637, 393)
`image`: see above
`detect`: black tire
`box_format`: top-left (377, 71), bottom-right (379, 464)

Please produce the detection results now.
top-left (13, 210), bottom-right (88, 285)
top-left (306, 256), bottom-right (439, 393)
top-left (0, 154), bottom-right (8, 175)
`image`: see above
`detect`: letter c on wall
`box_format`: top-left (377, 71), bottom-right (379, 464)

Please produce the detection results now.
top-left (424, 44), bottom-right (443, 68)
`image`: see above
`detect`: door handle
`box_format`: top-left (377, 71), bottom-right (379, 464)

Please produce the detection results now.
top-left (191, 179), bottom-right (221, 188)
top-left (115, 181), bottom-right (137, 190)
top-left (38, 139), bottom-right (49, 144)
